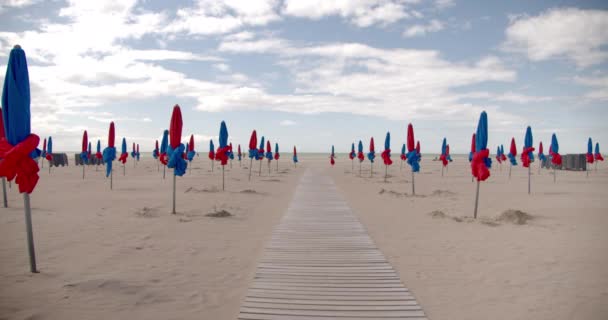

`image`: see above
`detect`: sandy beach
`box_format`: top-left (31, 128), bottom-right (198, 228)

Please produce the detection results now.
top-left (1, 157), bottom-right (302, 320)
top-left (1, 154), bottom-right (608, 320)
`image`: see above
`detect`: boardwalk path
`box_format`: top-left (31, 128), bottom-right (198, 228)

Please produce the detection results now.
top-left (238, 170), bottom-right (427, 319)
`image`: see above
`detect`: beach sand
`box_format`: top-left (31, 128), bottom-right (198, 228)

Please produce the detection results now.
top-left (1, 158), bottom-right (302, 320)
top-left (1, 155), bottom-right (608, 319)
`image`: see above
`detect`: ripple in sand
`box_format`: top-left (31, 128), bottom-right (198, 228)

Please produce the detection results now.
top-left (428, 209), bottom-right (534, 226)
top-left (497, 209), bottom-right (534, 225)
top-left (378, 188), bottom-right (425, 198)
top-left (262, 179), bottom-right (282, 182)
top-left (135, 207), bottom-right (160, 218)
top-left (185, 186), bottom-right (220, 193)
top-left (430, 189), bottom-right (457, 197)
top-left (206, 209), bottom-right (233, 218)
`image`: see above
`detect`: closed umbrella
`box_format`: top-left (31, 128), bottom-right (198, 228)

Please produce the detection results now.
top-left (400, 143), bottom-right (406, 171)
top-left (549, 133), bottom-right (561, 183)
top-left (187, 134), bottom-right (195, 173)
top-left (102, 122), bottom-right (116, 189)
top-left (330, 145), bottom-right (335, 166)
top-left (381, 132), bottom-right (392, 182)
top-left (293, 146), bottom-right (298, 167)
top-left (357, 140), bottom-right (364, 176)
top-left (586, 138), bottom-right (593, 178)
top-left (507, 138), bottom-right (517, 179)
top-left (208, 140), bottom-right (215, 172)
top-left (406, 124), bottom-right (420, 194)
top-left (228, 142), bottom-right (234, 168)
top-left (368, 137), bottom-right (375, 177)
top-left (160, 130), bottom-right (169, 179)
top-left (216, 121), bottom-right (230, 190)
top-left (440, 138), bottom-right (448, 176)
top-left (46, 137), bottom-right (53, 173)
top-left (248, 130), bottom-right (257, 181)
top-left (469, 133), bottom-right (476, 182)
top-left (81, 130), bottom-right (88, 179)
top-left (0, 45), bottom-right (41, 272)
top-left (538, 142), bottom-right (546, 174)
top-left (237, 144), bottom-right (242, 167)
top-left (119, 138), bottom-right (128, 175)
top-left (350, 143), bottom-right (356, 172)
top-left (471, 111), bottom-right (491, 218)
top-left (95, 140), bottom-right (102, 171)
top-left (167, 105), bottom-right (187, 213)
top-left (153, 140), bottom-right (159, 172)
top-left (258, 136), bottom-right (265, 176)
top-left (521, 126), bottom-right (535, 193)
top-left (265, 139), bottom-right (273, 174)
top-left (274, 143), bottom-right (280, 171)
top-left (594, 143), bottom-right (604, 171)
top-left (41, 137), bottom-right (46, 168)
top-left (0, 109), bottom-right (7, 207)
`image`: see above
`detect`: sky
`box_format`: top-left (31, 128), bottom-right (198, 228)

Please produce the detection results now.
top-left (0, 0), bottom-right (607, 154)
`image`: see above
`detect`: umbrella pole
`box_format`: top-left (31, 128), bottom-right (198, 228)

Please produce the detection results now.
top-left (528, 166), bottom-right (532, 194)
top-left (595, 162), bottom-right (598, 172)
top-left (248, 158), bottom-right (253, 181)
top-left (359, 162), bottom-right (361, 177)
top-left (123, 164), bottom-right (126, 176)
top-left (370, 163), bottom-right (373, 178)
top-left (268, 161), bottom-right (271, 175)
top-left (351, 160), bottom-right (354, 173)
top-left (259, 159), bottom-right (262, 176)
top-left (23, 193), bottom-right (38, 273)
top-left (538, 161), bottom-right (541, 175)
top-left (509, 164), bottom-right (512, 179)
top-left (586, 167), bottom-right (589, 178)
top-left (212, 160), bottom-right (214, 172)
top-left (411, 169), bottom-right (415, 195)
top-left (473, 180), bottom-right (480, 219)
top-left (384, 165), bottom-right (387, 183)
top-left (276, 160), bottom-right (278, 172)
top-left (230, 159), bottom-right (232, 169)
top-left (163, 165), bottom-right (166, 180)
top-left (222, 165), bottom-right (225, 191)
top-left (554, 167), bottom-right (556, 183)
top-left (172, 174), bottom-right (176, 214)
top-left (2, 178), bottom-right (7, 208)
top-left (441, 166), bottom-right (444, 177)
top-left (83, 164), bottom-right (85, 180)
top-left (110, 169), bottom-right (113, 190)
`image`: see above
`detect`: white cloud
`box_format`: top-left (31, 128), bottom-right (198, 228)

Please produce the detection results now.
top-left (503, 8), bottom-right (608, 67)
top-left (280, 120), bottom-right (296, 126)
top-left (282, 0), bottom-right (411, 27)
top-left (0, 0), bottom-right (37, 12)
top-left (163, 0), bottom-right (281, 35)
top-left (574, 75), bottom-right (608, 101)
top-left (213, 63), bottom-right (231, 72)
top-left (435, 0), bottom-right (455, 9)
top-left (403, 19), bottom-right (443, 37)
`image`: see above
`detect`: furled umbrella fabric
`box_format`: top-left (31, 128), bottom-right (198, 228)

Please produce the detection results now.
top-left (586, 138), bottom-right (594, 164)
top-left (439, 138), bottom-right (448, 166)
top-left (264, 139), bottom-right (273, 163)
top-left (102, 122), bottom-right (116, 177)
top-left (350, 143), bottom-right (356, 160)
top-left (228, 142), bottom-right (234, 161)
top-left (274, 143), bottom-right (280, 160)
top-left (119, 138), bottom-right (128, 164)
top-left (187, 135), bottom-right (195, 161)
top-left (248, 130), bottom-right (258, 159)
top-left (208, 140), bottom-right (215, 161)
top-left (95, 140), bottom-right (102, 161)
top-left (131, 142), bottom-right (136, 159)
top-left (406, 124), bottom-right (420, 172)
top-left (330, 145), bottom-right (335, 166)
top-left (400, 144), bottom-right (406, 162)
top-left (595, 143), bottom-right (604, 161)
top-left (538, 142), bottom-right (546, 163)
top-left (446, 144), bottom-right (452, 162)
top-left (416, 141), bottom-right (421, 160)
top-left (80, 130), bottom-right (89, 164)
top-left (41, 137), bottom-right (46, 159)
top-left (136, 144), bottom-right (140, 161)
top-left (258, 136), bottom-right (265, 160)
top-left (87, 142), bottom-right (92, 160)
top-left (293, 146), bottom-right (298, 164)
top-left (508, 138), bottom-right (518, 166)
top-left (367, 137), bottom-right (375, 163)
top-left (357, 140), bottom-right (364, 162)
top-left (469, 133), bottom-right (476, 162)
top-left (237, 144), bottom-right (242, 161)
top-left (381, 132), bottom-right (392, 166)
top-left (500, 145), bottom-right (507, 162)
top-left (549, 134), bottom-right (562, 166)
top-left (183, 143), bottom-right (189, 160)
top-left (46, 137), bottom-right (53, 162)
top-left (521, 126), bottom-right (535, 168)
top-left (153, 140), bottom-right (159, 159)
top-left (159, 130), bottom-right (169, 165)
top-left (496, 146), bottom-right (502, 163)
top-left (471, 111), bottom-right (491, 181)
top-left (0, 45), bottom-right (41, 194)
top-left (215, 121), bottom-right (230, 166)
top-left (167, 106), bottom-right (187, 176)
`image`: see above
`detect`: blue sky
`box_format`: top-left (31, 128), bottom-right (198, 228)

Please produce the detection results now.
top-left (0, 0), bottom-right (607, 153)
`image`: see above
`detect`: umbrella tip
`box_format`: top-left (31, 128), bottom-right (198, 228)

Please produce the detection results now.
top-left (13, 44), bottom-right (21, 49)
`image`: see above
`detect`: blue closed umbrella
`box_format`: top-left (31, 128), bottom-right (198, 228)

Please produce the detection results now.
top-left (472, 111), bottom-right (490, 218)
top-left (551, 134), bottom-right (559, 154)
top-left (0, 45), bottom-right (39, 272)
top-left (161, 130), bottom-right (169, 154)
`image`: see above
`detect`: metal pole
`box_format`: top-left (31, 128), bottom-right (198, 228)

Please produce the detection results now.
top-left (222, 165), bottom-right (225, 191)
top-left (359, 162), bottom-right (361, 177)
top-left (172, 174), bottom-right (176, 214)
top-left (384, 165), bottom-right (387, 183)
top-left (83, 164), bottom-right (85, 180)
top-left (248, 158), bottom-right (253, 181)
top-left (351, 160), bottom-right (354, 173)
top-left (528, 165), bottom-right (532, 194)
top-left (411, 169), bottom-right (415, 195)
top-left (2, 178), bottom-right (7, 208)
top-left (441, 166), bottom-right (444, 177)
top-left (23, 193), bottom-right (38, 273)
top-left (123, 164), bottom-right (125, 176)
top-left (259, 159), bottom-right (262, 176)
top-left (473, 180), bottom-right (480, 219)
top-left (370, 163), bottom-right (373, 177)
top-left (163, 165), bottom-right (166, 180)
top-left (110, 169), bottom-right (113, 190)
top-left (554, 167), bottom-right (556, 183)
top-left (509, 164), bottom-right (512, 179)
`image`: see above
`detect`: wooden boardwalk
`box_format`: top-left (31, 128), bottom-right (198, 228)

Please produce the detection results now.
top-left (238, 170), bottom-right (427, 319)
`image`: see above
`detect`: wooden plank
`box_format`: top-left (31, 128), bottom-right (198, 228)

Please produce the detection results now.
top-left (237, 170), bottom-right (426, 319)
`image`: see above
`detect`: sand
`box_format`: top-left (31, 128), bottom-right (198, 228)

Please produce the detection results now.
top-left (2, 154), bottom-right (608, 320)
top-left (330, 155), bottom-right (608, 320)
top-left (1, 158), bottom-right (301, 320)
